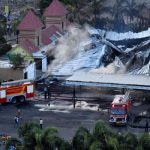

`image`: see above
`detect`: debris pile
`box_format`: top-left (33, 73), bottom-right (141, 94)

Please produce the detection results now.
top-left (49, 27), bottom-right (150, 76)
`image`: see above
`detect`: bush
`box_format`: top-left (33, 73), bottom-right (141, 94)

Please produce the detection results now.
top-left (0, 44), bottom-right (12, 56)
top-left (9, 54), bottom-right (24, 69)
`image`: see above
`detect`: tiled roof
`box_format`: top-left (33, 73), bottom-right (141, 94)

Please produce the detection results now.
top-left (42, 25), bottom-right (61, 45)
top-left (17, 10), bottom-right (44, 30)
top-left (20, 39), bottom-right (39, 54)
top-left (43, 0), bottom-right (67, 17)
top-left (65, 19), bottom-right (72, 27)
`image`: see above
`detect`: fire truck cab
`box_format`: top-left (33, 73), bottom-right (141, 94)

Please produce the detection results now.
top-left (109, 92), bottom-right (132, 125)
top-left (0, 79), bottom-right (34, 104)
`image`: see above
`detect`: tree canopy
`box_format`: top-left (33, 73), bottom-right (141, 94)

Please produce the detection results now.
top-left (5, 120), bottom-right (150, 150)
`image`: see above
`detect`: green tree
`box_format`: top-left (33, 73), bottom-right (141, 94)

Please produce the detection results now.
top-left (105, 136), bottom-right (119, 150)
top-left (139, 133), bottom-right (150, 150)
top-left (90, 0), bottom-right (105, 27)
top-left (72, 126), bottom-right (92, 150)
top-left (39, 0), bottom-right (52, 13)
top-left (0, 39), bottom-right (11, 57)
top-left (9, 54), bottom-right (24, 69)
top-left (124, 132), bottom-right (138, 150)
top-left (112, 0), bottom-right (127, 31)
top-left (59, 140), bottom-right (72, 150)
top-left (19, 122), bottom-right (64, 150)
top-left (89, 141), bottom-right (103, 150)
top-left (92, 120), bottom-right (111, 141)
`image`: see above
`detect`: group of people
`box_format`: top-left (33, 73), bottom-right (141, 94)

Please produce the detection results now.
top-left (14, 109), bottom-right (44, 129)
top-left (44, 86), bottom-right (51, 100)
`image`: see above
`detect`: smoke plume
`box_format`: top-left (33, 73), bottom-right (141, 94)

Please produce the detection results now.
top-left (48, 25), bottom-right (90, 71)
top-left (91, 57), bottom-right (127, 74)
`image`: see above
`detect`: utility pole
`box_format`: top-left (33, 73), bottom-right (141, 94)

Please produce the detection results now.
top-left (72, 85), bottom-right (76, 108)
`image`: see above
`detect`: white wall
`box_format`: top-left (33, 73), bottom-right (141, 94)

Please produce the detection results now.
top-left (42, 57), bottom-right (47, 72)
top-left (23, 62), bottom-right (36, 79)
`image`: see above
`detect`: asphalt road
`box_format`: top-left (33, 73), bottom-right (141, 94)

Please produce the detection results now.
top-left (0, 97), bottom-right (149, 150)
top-left (0, 100), bottom-right (106, 140)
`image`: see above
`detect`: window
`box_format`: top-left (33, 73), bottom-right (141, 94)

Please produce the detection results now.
top-left (0, 90), bottom-right (6, 98)
top-left (27, 85), bottom-right (33, 93)
top-left (111, 108), bottom-right (126, 115)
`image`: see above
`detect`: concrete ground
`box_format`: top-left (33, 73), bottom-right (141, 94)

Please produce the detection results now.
top-left (0, 92), bottom-right (150, 149)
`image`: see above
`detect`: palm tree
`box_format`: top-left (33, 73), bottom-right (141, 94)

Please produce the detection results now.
top-left (123, 132), bottom-right (138, 150)
top-left (72, 126), bottom-right (92, 150)
top-left (105, 136), bottom-right (119, 150)
top-left (59, 139), bottom-right (72, 150)
top-left (112, 0), bottom-right (127, 31)
top-left (92, 120), bottom-right (111, 140)
top-left (136, 3), bottom-right (149, 31)
top-left (139, 133), bottom-right (150, 150)
top-left (91, 0), bottom-right (105, 26)
top-left (18, 122), bottom-right (64, 150)
top-left (89, 140), bottom-right (103, 150)
top-left (123, 0), bottom-right (138, 24)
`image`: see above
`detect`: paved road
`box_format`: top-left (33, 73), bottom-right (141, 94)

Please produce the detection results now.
top-left (0, 98), bottom-right (149, 149)
top-left (0, 100), bottom-right (105, 139)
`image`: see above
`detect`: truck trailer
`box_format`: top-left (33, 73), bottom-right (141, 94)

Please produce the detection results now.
top-left (0, 79), bottom-right (34, 104)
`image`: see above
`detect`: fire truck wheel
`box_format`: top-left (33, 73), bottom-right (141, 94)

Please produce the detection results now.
top-left (19, 96), bottom-right (25, 102)
top-left (12, 97), bottom-right (17, 104)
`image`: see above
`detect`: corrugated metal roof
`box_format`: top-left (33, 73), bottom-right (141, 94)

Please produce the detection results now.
top-left (65, 71), bottom-right (150, 90)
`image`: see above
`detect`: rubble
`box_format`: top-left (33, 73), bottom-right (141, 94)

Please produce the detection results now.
top-left (49, 27), bottom-right (150, 76)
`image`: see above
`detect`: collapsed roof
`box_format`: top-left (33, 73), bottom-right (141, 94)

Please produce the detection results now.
top-left (48, 27), bottom-right (150, 77)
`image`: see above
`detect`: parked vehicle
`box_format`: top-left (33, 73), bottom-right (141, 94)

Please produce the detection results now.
top-left (109, 92), bottom-right (132, 125)
top-left (0, 79), bottom-right (34, 104)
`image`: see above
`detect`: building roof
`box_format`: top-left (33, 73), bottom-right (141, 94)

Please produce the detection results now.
top-left (20, 39), bottom-right (39, 54)
top-left (65, 19), bottom-right (72, 27)
top-left (42, 25), bottom-right (61, 45)
top-left (43, 0), bottom-right (67, 17)
top-left (65, 71), bottom-right (150, 90)
top-left (17, 10), bottom-right (44, 30)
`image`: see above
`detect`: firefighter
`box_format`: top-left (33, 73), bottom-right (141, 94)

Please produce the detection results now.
top-left (14, 116), bottom-right (19, 128)
top-left (44, 86), bottom-right (48, 100)
top-left (145, 120), bottom-right (149, 132)
top-left (40, 118), bottom-right (43, 129)
top-left (48, 86), bottom-right (51, 100)
top-left (17, 109), bottom-right (21, 118)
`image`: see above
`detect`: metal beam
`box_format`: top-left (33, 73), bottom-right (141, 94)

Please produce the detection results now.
top-left (64, 81), bottom-right (150, 91)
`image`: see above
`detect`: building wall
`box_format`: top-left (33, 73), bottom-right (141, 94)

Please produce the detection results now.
top-left (18, 30), bottom-right (42, 46)
top-left (23, 62), bottom-right (36, 80)
top-left (45, 16), bottom-right (66, 31)
top-left (0, 68), bottom-right (23, 81)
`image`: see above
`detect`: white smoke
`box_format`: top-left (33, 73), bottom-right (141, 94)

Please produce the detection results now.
top-left (91, 57), bottom-right (127, 74)
top-left (91, 63), bottom-right (116, 74)
top-left (48, 25), bottom-right (90, 71)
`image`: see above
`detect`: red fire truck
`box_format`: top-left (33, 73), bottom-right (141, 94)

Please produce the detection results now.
top-left (0, 79), bottom-right (34, 104)
top-left (109, 92), bottom-right (132, 125)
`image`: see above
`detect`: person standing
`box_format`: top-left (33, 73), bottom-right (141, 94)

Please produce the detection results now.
top-left (14, 116), bottom-right (19, 128)
top-left (48, 86), bottom-right (51, 100)
top-left (17, 109), bottom-right (21, 118)
top-left (40, 118), bottom-right (43, 129)
top-left (44, 86), bottom-right (48, 100)
top-left (145, 120), bottom-right (149, 132)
